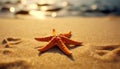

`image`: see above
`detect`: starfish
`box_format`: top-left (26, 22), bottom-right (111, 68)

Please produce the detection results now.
top-left (35, 29), bottom-right (82, 55)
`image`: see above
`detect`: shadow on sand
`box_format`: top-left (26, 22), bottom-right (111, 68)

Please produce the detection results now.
top-left (36, 45), bottom-right (83, 61)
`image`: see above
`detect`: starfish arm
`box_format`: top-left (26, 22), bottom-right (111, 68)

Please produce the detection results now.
top-left (60, 31), bottom-right (71, 38)
top-left (35, 36), bottom-right (53, 42)
top-left (61, 36), bottom-right (82, 46)
top-left (38, 37), bottom-right (56, 52)
top-left (57, 37), bottom-right (72, 55)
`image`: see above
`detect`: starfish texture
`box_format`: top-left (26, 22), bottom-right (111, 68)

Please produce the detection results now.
top-left (35, 29), bottom-right (82, 55)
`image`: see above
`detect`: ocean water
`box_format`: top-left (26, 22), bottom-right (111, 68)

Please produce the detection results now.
top-left (0, 0), bottom-right (120, 7)
top-left (0, 0), bottom-right (120, 18)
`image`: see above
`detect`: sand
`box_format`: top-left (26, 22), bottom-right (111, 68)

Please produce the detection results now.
top-left (0, 16), bottom-right (120, 69)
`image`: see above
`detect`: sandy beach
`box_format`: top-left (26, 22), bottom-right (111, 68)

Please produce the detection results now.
top-left (0, 16), bottom-right (120, 69)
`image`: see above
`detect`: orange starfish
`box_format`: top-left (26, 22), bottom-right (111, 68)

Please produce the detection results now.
top-left (35, 29), bottom-right (82, 55)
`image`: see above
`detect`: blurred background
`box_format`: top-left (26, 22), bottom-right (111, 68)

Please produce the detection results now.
top-left (0, 0), bottom-right (120, 19)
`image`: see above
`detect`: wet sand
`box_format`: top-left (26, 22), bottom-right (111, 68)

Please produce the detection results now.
top-left (0, 16), bottom-right (120, 69)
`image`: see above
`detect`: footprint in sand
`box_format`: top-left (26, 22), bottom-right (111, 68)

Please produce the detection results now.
top-left (0, 59), bottom-right (31, 69)
top-left (2, 37), bottom-right (22, 48)
top-left (91, 45), bottom-right (120, 61)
